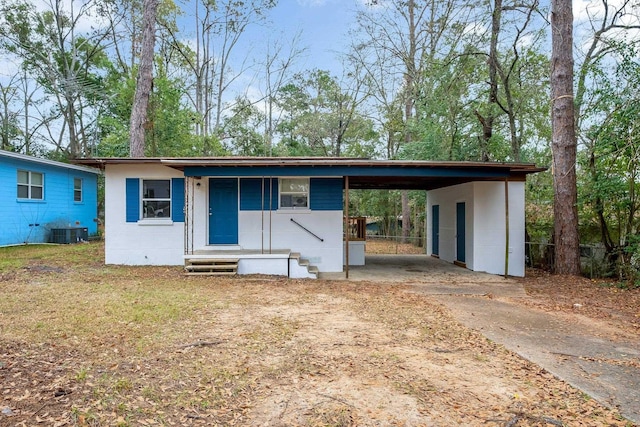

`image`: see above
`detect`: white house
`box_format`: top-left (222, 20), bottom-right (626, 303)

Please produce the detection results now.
top-left (75, 157), bottom-right (543, 278)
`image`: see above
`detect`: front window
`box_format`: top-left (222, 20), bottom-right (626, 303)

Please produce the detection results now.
top-left (17, 170), bottom-right (44, 200)
top-left (74, 178), bottom-right (82, 202)
top-left (279, 178), bottom-right (309, 209)
top-left (142, 179), bottom-right (171, 218)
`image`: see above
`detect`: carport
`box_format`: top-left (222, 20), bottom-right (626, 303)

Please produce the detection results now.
top-left (338, 160), bottom-right (545, 278)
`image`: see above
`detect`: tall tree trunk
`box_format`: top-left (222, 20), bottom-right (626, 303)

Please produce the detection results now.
top-left (129, 0), bottom-right (158, 157)
top-left (0, 86), bottom-right (10, 151)
top-left (66, 100), bottom-right (79, 158)
top-left (401, 0), bottom-right (417, 244)
top-left (475, 0), bottom-right (502, 162)
top-left (551, 0), bottom-right (580, 275)
top-left (23, 70), bottom-right (31, 155)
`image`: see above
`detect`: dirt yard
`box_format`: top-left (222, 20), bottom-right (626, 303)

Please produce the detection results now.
top-left (0, 242), bottom-right (637, 426)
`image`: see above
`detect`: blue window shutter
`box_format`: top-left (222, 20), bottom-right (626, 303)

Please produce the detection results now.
top-left (125, 178), bottom-right (140, 222)
top-left (172, 178), bottom-right (185, 222)
top-left (240, 178), bottom-right (278, 211)
top-left (310, 178), bottom-right (343, 210)
top-left (240, 178), bottom-right (261, 210)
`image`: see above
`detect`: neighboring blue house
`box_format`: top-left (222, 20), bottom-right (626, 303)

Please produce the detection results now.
top-left (0, 149), bottom-right (100, 246)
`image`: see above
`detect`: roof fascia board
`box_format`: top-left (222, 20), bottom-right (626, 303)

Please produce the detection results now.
top-left (73, 158), bottom-right (545, 174)
top-left (183, 165), bottom-right (511, 179)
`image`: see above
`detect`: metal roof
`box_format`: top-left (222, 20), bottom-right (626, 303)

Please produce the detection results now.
top-left (74, 157), bottom-right (546, 191)
top-left (1, 149), bottom-right (100, 175)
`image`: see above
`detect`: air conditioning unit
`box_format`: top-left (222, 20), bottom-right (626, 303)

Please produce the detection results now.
top-left (50, 227), bottom-right (89, 244)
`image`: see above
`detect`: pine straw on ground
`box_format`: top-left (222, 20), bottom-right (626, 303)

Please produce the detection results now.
top-left (363, 238), bottom-right (425, 255)
top-left (516, 269), bottom-right (640, 338)
top-left (0, 242), bottom-right (635, 426)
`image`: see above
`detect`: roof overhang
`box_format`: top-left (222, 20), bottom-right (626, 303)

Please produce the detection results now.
top-left (1, 149), bottom-right (100, 175)
top-left (74, 157), bottom-right (546, 191)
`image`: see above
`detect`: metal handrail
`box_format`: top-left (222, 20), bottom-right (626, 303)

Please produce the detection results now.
top-left (290, 218), bottom-right (324, 242)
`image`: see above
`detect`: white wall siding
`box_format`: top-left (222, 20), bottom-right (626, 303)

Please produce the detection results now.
top-left (105, 164), bottom-right (185, 265)
top-left (427, 183), bottom-right (474, 269)
top-left (184, 178), bottom-right (342, 272)
top-left (427, 181), bottom-right (526, 277)
top-left (472, 182), bottom-right (525, 277)
top-left (238, 210), bottom-right (343, 272)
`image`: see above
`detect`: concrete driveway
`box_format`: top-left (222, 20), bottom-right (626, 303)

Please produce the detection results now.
top-left (321, 254), bottom-right (640, 424)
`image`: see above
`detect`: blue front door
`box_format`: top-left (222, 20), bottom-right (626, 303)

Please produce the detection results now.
top-left (432, 205), bottom-right (439, 256)
top-left (456, 202), bottom-right (466, 263)
top-left (209, 178), bottom-right (238, 244)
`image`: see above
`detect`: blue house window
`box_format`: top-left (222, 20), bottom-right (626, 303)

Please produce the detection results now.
top-left (74, 178), bottom-right (83, 202)
top-left (142, 179), bottom-right (171, 218)
top-left (17, 170), bottom-right (44, 200)
top-left (279, 178), bottom-right (309, 209)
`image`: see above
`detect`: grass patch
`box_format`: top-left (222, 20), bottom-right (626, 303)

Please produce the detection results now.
top-left (0, 243), bottom-right (102, 268)
top-left (0, 243), bottom-right (217, 351)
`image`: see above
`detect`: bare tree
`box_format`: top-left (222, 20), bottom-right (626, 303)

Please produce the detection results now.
top-left (0, 74), bottom-right (19, 151)
top-left (257, 33), bottom-right (305, 156)
top-left (162, 0), bottom-right (274, 154)
top-left (474, 0), bottom-right (503, 162)
top-left (98, 0), bottom-right (142, 76)
top-left (0, 0), bottom-right (111, 158)
top-left (16, 69), bottom-right (50, 155)
top-left (353, 0), bottom-right (474, 242)
top-left (347, 36), bottom-right (402, 159)
top-left (575, 0), bottom-right (640, 131)
top-left (551, 0), bottom-right (580, 274)
top-left (129, 0), bottom-right (158, 157)
top-left (475, 0), bottom-right (546, 162)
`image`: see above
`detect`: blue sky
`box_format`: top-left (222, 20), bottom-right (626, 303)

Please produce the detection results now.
top-left (173, 0), bottom-right (367, 107)
top-left (247, 0), bottom-right (360, 75)
top-left (271, 0), bottom-right (355, 67)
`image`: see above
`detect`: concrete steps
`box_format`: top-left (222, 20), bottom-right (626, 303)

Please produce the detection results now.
top-left (289, 252), bottom-right (318, 279)
top-left (183, 251), bottom-right (318, 279)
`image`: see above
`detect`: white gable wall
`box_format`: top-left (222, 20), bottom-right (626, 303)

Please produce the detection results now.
top-left (427, 181), bottom-right (525, 277)
top-left (105, 164), bottom-right (185, 265)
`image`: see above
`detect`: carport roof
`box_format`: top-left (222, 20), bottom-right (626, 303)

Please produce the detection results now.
top-left (74, 157), bottom-right (546, 190)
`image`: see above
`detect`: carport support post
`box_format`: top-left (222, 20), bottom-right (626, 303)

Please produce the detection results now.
top-left (345, 176), bottom-right (350, 278)
top-left (261, 177), bottom-right (265, 254)
top-left (504, 178), bottom-right (509, 278)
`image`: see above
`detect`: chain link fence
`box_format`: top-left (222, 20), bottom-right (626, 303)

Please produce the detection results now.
top-left (365, 238), bottom-right (610, 279)
top-left (526, 241), bottom-right (607, 278)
